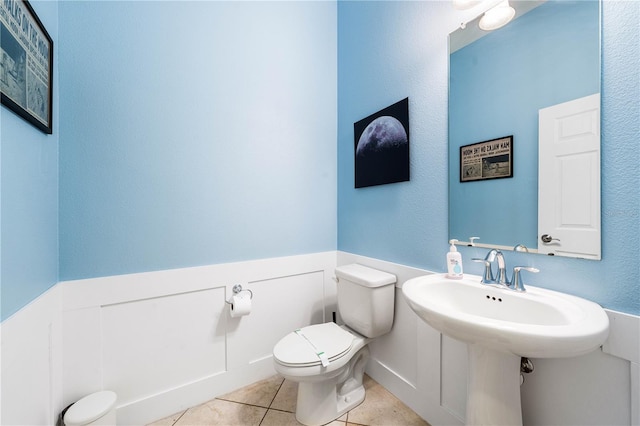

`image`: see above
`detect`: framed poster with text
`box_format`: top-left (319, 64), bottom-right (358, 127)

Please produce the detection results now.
top-left (1, 0), bottom-right (53, 134)
top-left (460, 135), bottom-right (513, 182)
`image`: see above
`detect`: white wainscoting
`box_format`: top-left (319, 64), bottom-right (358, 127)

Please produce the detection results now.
top-left (62, 251), bottom-right (337, 425)
top-left (0, 284), bottom-right (63, 426)
top-left (337, 251), bottom-right (640, 426)
top-left (1, 251), bottom-right (336, 425)
top-left (2, 251), bottom-right (638, 426)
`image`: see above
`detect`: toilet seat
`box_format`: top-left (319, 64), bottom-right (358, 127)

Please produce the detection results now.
top-left (273, 322), bottom-right (354, 367)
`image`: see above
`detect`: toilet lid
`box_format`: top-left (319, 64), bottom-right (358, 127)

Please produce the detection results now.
top-left (273, 322), bottom-right (354, 367)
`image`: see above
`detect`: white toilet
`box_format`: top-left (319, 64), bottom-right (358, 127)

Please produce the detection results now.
top-left (272, 264), bottom-right (396, 426)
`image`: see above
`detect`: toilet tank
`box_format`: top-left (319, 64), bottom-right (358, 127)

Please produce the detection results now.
top-left (335, 264), bottom-right (396, 338)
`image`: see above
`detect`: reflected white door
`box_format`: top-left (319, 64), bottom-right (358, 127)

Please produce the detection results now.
top-left (538, 93), bottom-right (600, 259)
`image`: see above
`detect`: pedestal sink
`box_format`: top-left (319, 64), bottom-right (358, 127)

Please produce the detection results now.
top-left (402, 273), bottom-right (609, 426)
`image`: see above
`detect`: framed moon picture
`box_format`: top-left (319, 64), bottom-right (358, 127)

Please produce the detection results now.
top-left (354, 98), bottom-right (410, 188)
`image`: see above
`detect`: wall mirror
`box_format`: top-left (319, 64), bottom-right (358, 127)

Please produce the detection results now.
top-left (448, 0), bottom-right (601, 259)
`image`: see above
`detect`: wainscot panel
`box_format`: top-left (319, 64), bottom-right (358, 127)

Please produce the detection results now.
top-left (60, 252), bottom-right (335, 425)
top-left (0, 285), bottom-right (63, 425)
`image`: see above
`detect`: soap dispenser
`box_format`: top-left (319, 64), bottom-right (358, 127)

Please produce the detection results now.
top-left (446, 239), bottom-right (463, 279)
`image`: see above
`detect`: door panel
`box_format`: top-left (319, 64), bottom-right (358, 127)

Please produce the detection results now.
top-left (538, 93), bottom-right (600, 259)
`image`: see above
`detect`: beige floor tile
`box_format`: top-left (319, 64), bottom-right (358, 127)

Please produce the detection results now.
top-left (147, 374), bottom-right (428, 426)
top-left (346, 376), bottom-right (430, 426)
top-left (174, 399), bottom-right (266, 426)
top-left (269, 379), bottom-right (298, 412)
top-left (218, 375), bottom-right (284, 408)
top-left (146, 410), bottom-right (186, 426)
top-left (261, 409), bottom-right (346, 426)
top-left (260, 409), bottom-right (300, 426)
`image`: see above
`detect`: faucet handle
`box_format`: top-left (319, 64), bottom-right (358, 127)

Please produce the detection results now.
top-left (472, 258), bottom-right (494, 283)
top-left (511, 266), bottom-right (539, 292)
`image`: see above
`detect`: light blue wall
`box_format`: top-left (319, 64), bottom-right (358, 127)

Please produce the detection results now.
top-left (338, 1), bottom-right (451, 271)
top-left (449, 1), bottom-right (599, 248)
top-left (338, 1), bottom-right (639, 315)
top-left (58, 1), bottom-right (337, 280)
top-left (1, 1), bottom-right (59, 321)
top-left (2, 0), bottom-right (638, 320)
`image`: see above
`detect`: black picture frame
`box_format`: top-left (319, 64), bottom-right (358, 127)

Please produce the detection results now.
top-left (460, 135), bottom-right (513, 182)
top-left (1, 0), bottom-right (53, 134)
top-left (354, 98), bottom-right (410, 188)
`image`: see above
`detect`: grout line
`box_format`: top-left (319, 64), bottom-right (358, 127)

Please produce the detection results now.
top-left (259, 378), bottom-right (287, 425)
top-left (258, 409), bottom-right (268, 426)
top-left (268, 378), bottom-right (286, 408)
top-left (264, 407), bottom-right (294, 414)
top-left (214, 397), bottom-right (272, 411)
top-left (257, 404), bottom-right (270, 425)
top-left (170, 409), bottom-right (187, 426)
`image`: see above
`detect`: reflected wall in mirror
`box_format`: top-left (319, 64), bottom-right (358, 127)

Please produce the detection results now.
top-left (448, 0), bottom-right (601, 258)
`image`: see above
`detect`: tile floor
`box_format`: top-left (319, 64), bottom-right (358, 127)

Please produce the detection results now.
top-left (148, 374), bottom-right (430, 426)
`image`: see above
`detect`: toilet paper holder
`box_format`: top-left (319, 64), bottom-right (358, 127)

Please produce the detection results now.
top-left (226, 284), bottom-right (253, 304)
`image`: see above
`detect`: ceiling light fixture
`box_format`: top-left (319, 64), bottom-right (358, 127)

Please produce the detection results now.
top-left (479, 0), bottom-right (516, 31)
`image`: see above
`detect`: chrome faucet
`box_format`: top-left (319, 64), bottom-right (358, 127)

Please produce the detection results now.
top-left (472, 249), bottom-right (540, 291)
top-left (493, 251), bottom-right (508, 285)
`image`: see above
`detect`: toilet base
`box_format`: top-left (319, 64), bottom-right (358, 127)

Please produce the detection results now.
top-left (294, 347), bottom-right (369, 426)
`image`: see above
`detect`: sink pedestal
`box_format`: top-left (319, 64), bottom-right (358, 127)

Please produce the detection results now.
top-left (466, 344), bottom-right (522, 426)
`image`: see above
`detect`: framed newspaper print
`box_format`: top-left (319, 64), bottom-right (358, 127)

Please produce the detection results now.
top-left (1, 0), bottom-right (53, 134)
top-left (460, 135), bottom-right (513, 182)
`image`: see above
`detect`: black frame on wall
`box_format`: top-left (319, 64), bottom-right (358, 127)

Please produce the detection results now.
top-left (1, 0), bottom-right (54, 134)
top-left (459, 135), bottom-right (513, 182)
top-left (353, 98), bottom-right (410, 188)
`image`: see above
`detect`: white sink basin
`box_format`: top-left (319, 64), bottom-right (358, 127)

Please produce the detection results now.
top-left (403, 273), bottom-right (610, 425)
top-left (402, 273), bottom-right (609, 358)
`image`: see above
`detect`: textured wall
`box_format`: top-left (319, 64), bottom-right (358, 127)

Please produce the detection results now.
top-left (337, 0), bottom-right (640, 315)
top-left (1, 1), bottom-right (59, 321)
top-left (4, 0), bottom-right (638, 320)
top-left (338, 1), bottom-right (452, 271)
top-left (58, 1), bottom-right (337, 280)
